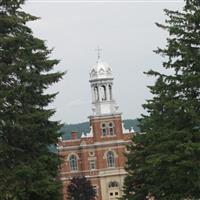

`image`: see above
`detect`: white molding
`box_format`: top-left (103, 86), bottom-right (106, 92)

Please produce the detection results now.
top-left (59, 140), bottom-right (131, 151)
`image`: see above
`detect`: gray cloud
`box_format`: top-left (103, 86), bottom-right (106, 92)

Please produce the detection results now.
top-left (23, 0), bottom-right (184, 123)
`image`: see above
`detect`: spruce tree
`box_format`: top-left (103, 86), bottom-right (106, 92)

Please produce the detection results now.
top-left (123, 0), bottom-right (200, 199)
top-left (0, 0), bottom-right (64, 199)
top-left (67, 176), bottom-right (96, 200)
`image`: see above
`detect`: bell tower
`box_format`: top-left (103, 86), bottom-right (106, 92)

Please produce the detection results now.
top-left (89, 49), bottom-right (123, 142)
top-left (89, 49), bottom-right (119, 116)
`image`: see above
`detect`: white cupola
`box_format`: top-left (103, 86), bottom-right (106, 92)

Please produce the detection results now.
top-left (89, 48), bottom-right (119, 116)
top-left (90, 60), bottom-right (113, 80)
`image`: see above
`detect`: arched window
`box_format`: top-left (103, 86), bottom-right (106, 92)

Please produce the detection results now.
top-left (108, 181), bottom-right (119, 188)
top-left (69, 155), bottom-right (78, 171)
top-left (101, 85), bottom-right (107, 101)
top-left (94, 86), bottom-right (99, 101)
top-left (107, 151), bottom-right (115, 167)
top-left (101, 123), bottom-right (107, 136)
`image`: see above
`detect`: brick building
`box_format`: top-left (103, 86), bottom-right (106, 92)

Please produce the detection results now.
top-left (58, 56), bottom-right (134, 200)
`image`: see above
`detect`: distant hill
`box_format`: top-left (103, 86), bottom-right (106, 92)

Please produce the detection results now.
top-left (60, 119), bottom-right (140, 140)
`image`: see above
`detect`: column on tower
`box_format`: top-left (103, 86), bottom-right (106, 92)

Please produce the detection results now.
top-left (106, 84), bottom-right (110, 101)
top-left (98, 85), bottom-right (102, 101)
top-left (109, 84), bottom-right (112, 100)
top-left (94, 85), bottom-right (99, 102)
top-left (91, 85), bottom-right (95, 102)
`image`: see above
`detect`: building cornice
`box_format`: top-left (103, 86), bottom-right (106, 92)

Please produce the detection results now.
top-left (60, 168), bottom-right (127, 180)
top-left (88, 113), bottom-right (122, 120)
top-left (58, 139), bottom-right (131, 152)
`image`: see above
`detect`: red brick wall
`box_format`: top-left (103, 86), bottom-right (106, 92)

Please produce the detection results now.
top-left (90, 115), bottom-right (124, 142)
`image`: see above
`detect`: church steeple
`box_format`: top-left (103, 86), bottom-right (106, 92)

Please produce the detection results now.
top-left (89, 53), bottom-right (119, 116)
top-left (95, 46), bottom-right (102, 61)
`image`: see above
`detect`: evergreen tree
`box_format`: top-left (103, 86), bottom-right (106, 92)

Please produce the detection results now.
top-left (67, 176), bottom-right (96, 200)
top-left (0, 0), bottom-right (64, 199)
top-left (123, 0), bottom-right (200, 199)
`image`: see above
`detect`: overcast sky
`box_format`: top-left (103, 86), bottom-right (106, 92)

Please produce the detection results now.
top-left (23, 0), bottom-right (184, 124)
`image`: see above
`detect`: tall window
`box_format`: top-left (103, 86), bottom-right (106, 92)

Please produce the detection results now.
top-left (101, 85), bottom-right (107, 101)
top-left (101, 123), bottom-right (107, 136)
top-left (107, 151), bottom-right (115, 167)
top-left (94, 86), bottom-right (99, 101)
top-left (69, 155), bottom-right (78, 171)
top-left (109, 122), bottom-right (114, 135)
top-left (89, 160), bottom-right (96, 170)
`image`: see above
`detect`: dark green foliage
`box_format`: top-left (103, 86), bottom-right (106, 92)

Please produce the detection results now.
top-left (67, 176), bottom-right (96, 200)
top-left (0, 0), bottom-right (64, 199)
top-left (123, 1), bottom-right (200, 200)
top-left (60, 119), bottom-right (140, 139)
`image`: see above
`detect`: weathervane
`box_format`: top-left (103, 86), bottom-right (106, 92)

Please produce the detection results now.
top-left (95, 46), bottom-right (102, 60)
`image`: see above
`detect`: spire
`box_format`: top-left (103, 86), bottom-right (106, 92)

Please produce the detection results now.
top-left (95, 46), bottom-right (102, 61)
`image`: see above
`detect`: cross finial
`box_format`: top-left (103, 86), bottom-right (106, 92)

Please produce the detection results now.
top-left (95, 46), bottom-right (102, 61)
